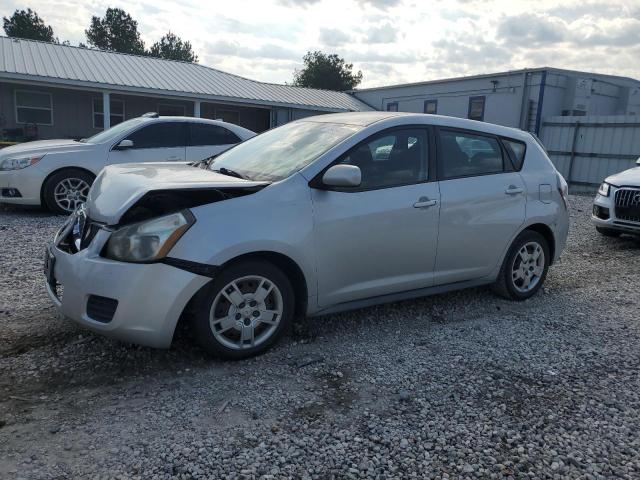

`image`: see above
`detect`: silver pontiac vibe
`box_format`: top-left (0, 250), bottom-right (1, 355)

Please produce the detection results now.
top-left (45, 112), bottom-right (570, 359)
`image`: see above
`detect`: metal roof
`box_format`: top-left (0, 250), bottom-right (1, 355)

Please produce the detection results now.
top-left (0, 36), bottom-right (371, 112)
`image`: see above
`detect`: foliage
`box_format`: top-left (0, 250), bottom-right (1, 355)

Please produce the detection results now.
top-left (85, 8), bottom-right (145, 55)
top-left (149, 32), bottom-right (198, 62)
top-left (3, 8), bottom-right (57, 42)
top-left (292, 51), bottom-right (363, 91)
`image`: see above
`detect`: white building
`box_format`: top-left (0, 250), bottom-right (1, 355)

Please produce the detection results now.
top-left (352, 67), bottom-right (640, 135)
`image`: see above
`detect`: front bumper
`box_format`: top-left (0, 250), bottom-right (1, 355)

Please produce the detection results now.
top-left (46, 225), bottom-right (210, 348)
top-left (0, 166), bottom-right (44, 205)
top-left (592, 188), bottom-right (640, 234)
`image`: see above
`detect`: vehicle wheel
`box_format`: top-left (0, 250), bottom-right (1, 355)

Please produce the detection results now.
top-left (596, 226), bottom-right (621, 237)
top-left (491, 230), bottom-right (550, 301)
top-left (191, 260), bottom-right (294, 359)
top-left (43, 169), bottom-right (94, 215)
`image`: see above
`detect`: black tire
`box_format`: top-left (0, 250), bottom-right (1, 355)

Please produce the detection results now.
top-left (596, 226), bottom-right (622, 238)
top-left (42, 168), bottom-right (95, 215)
top-left (491, 230), bottom-right (550, 301)
top-left (191, 260), bottom-right (294, 360)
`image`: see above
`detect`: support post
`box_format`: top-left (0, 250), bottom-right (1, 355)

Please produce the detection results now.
top-left (102, 91), bottom-right (111, 130)
top-left (194, 100), bottom-right (201, 118)
top-left (567, 121), bottom-right (581, 185)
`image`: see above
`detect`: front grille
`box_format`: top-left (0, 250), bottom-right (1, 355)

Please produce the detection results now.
top-left (86, 295), bottom-right (118, 323)
top-left (614, 188), bottom-right (640, 224)
top-left (57, 208), bottom-right (104, 254)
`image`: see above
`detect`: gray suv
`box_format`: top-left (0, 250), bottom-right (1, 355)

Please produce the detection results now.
top-left (45, 112), bottom-right (570, 359)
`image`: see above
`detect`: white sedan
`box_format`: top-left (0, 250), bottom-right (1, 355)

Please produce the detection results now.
top-left (0, 113), bottom-right (255, 214)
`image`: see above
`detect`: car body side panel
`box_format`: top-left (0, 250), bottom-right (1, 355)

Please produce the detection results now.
top-left (434, 172), bottom-right (527, 285)
top-left (168, 173), bottom-right (318, 304)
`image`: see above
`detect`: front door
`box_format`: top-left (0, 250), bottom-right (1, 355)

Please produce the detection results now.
top-left (311, 127), bottom-right (440, 307)
top-left (108, 122), bottom-right (187, 165)
top-left (434, 128), bottom-right (527, 285)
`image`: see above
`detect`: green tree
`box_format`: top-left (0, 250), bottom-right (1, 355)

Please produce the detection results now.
top-left (149, 32), bottom-right (198, 62)
top-left (292, 51), bottom-right (363, 91)
top-left (3, 8), bottom-right (57, 42)
top-left (85, 8), bottom-right (145, 55)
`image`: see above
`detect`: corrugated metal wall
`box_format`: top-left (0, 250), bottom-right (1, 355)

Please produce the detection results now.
top-left (540, 115), bottom-right (640, 189)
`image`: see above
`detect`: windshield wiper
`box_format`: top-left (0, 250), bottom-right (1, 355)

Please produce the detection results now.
top-left (212, 167), bottom-right (246, 179)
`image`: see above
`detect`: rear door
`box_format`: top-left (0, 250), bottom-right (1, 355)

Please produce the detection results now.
top-left (434, 128), bottom-right (526, 285)
top-left (186, 123), bottom-right (242, 162)
top-left (311, 127), bottom-right (441, 307)
top-left (108, 121), bottom-right (187, 164)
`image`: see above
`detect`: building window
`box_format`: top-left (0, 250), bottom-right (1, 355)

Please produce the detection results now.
top-left (216, 109), bottom-right (240, 125)
top-left (424, 100), bottom-right (437, 114)
top-left (15, 90), bottom-right (53, 125)
top-left (93, 98), bottom-right (125, 129)
top-left (158, 104), bottom-right (186, 116)
top-left (387, 102), bottom-right (399, 112)
top-left (468, 96), bottom-right (485, 121)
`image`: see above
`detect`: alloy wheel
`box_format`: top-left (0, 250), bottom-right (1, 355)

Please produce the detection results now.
top-left (511, 241), bottom-right (545, 293)
top-left (53, 178), bottom-right (91, 213)
top-left (209, 275), bottom-right (283, 350)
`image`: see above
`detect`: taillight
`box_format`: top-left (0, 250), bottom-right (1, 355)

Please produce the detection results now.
top-left (556, 172), bottom-right (569, 210)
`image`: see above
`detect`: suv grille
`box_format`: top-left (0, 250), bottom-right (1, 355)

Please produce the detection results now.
top-left (614, 188), bottom-right (640, 224)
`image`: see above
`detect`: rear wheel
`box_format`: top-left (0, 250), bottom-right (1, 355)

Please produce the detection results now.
top-left (43, 169), bottom-right (94, 215)
top-left (492, 230), bottom-right (550, 301)
top-left (192, 260), bottom-right (294, 359)
top-left (596, 226), bottom-right (621, 238)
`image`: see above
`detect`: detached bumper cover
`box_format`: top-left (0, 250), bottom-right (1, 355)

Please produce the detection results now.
top-left (46, 228), bottom-right (210, 348)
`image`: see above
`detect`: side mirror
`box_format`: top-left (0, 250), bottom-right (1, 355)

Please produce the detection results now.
top-left (322, 164), bottom-right (361, 188)
top-left (116, 139), bottom-right (134, 150)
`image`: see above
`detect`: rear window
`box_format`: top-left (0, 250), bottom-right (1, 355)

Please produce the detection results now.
top-left (189, 123), bottom-right (241, 146)
top-left (502, 139), bottom-right (526, 170)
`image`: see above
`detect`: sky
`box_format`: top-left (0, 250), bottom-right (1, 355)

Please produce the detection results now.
top-left (3, 0), bottom-right (640, 88)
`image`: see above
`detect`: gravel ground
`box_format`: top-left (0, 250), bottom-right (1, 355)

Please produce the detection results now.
top-left (1, 195), bottom-right (639, 480)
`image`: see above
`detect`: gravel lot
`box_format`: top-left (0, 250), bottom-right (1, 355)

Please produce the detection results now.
top-left (1, 195), bottom-right (639, 479)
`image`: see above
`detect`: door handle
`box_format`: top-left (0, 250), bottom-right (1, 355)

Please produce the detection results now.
top-left (505, 186), bottom-right (524, 195)
top-left (413, 197), bottom-right (438, 208)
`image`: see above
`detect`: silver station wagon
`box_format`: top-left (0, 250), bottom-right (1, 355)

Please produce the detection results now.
top-left (45, 112), bottom-right (570, 359)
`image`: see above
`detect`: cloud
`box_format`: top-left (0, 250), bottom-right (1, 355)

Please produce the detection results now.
top-left (497, 13), bottom-right (567, 46)
top-left (366, 23), bottom-right (398, 43)
top-left (355, 0), bottom-right (403, 9)
top-left (319, 28), bottom-right (352, 47)
top-left (207, 40), bottom-right (300, 61)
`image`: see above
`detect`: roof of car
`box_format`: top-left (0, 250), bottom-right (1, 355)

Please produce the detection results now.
top-left (299, 112), bottom-right (532, 142)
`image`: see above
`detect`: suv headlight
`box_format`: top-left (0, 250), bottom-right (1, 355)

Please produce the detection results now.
top-left (598, 182), bottom-right (610, 197)
top-left (0, 154), bottom-right (45, 171)
top-left (105, 211), bottom-right (194, 263)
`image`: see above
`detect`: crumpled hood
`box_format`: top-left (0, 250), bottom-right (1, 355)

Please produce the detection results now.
top-left (606, 166), bottom-right (640, 187)
top-left (0, 139), bottom-right (90, 158)
top-left (86, 162), bottom-right (269, 225)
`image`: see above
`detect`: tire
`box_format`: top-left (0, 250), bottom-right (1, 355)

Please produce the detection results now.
top-left (191, 260), bottom-right (294, 360)
top-left (596, 226), bottom-right (622, 238)
top-left (491, 230), bottom-right (550, 301)
top-left (42, 168), bottom-right (95, 215)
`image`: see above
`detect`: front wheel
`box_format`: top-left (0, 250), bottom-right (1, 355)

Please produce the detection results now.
top-left (191, 260), bottom-right (294, 359)
top-left (42, 169), bottom-right (94, 215)
top-left (492, 230), bottom-right (550, 301)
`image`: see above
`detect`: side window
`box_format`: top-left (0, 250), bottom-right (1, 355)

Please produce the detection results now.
top-left (502, 138), bottom-right (526, 170)
top-left (338, 128), bottom-right (428, 189)
top-left (126, 122), bottom-right (186, 149)
top-left (439, 130), bottom-right (504, 179)
top-left (189, 123), bottom-right (241, 146)
top-left (424, 100), bottom-right (437, 114)
top-left (386, 102), bottom-right (399, 112)
top-left (468, 96), bottom-right (485, 121)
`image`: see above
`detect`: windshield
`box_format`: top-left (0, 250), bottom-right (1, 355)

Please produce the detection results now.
top-left (83, 118), bottom-right (147, 144)
top-left (209, 121), bottom-right (362, 181)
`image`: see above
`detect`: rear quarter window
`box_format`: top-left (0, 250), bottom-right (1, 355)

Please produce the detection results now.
top-left (502, 138), bottom-right (526, 171)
